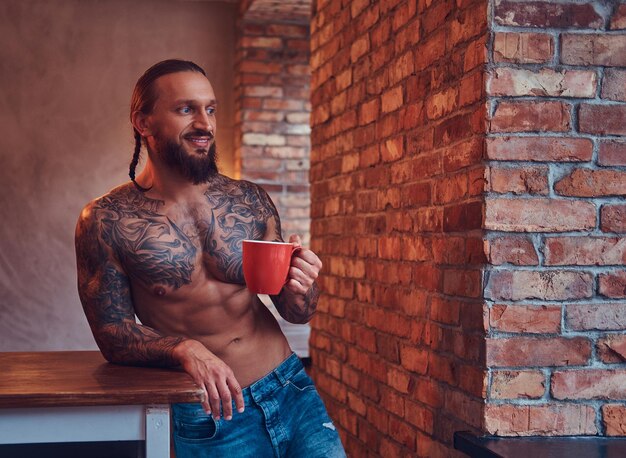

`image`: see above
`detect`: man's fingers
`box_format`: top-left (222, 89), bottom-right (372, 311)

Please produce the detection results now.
top-left (216, 379), bottom-right (233, 420)
top-left (229, 378), bottom-right (245, 414)
top-left (206, 383), bottom-right (222, 420)
top-left (200, 385), bottom-right (212, 415)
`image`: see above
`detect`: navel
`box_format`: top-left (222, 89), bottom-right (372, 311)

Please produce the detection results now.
top-left (154, 286), bottom-right (167, 297)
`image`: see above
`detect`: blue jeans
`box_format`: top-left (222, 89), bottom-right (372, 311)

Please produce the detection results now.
top-left (172, 353), bottom-right (346, 458)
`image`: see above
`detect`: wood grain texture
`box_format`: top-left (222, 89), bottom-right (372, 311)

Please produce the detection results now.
top-left (0, 351), bottom-right (204, 408)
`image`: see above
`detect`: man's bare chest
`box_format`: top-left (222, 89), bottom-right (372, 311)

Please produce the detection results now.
top-left (100, 196), bottom-right (276, 293)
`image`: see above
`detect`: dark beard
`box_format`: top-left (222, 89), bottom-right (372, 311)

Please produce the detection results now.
top-left (161, 139), bottom-right (219, 185)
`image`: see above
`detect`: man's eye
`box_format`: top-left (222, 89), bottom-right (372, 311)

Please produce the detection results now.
top-left (207, 107), bottom-right (216, 115)
top-left (179, 106), bottom-right (192, 114)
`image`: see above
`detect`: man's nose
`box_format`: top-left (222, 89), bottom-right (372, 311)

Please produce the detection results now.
top-left (193, 111), bottom-right (214, 133)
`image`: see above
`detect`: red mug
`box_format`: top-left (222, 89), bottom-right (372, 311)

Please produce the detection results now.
top-left (242, 240), bottom-right (299, 295)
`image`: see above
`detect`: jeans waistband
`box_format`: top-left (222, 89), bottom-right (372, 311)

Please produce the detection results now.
top-left (242, 353), bottom-right (303, 404)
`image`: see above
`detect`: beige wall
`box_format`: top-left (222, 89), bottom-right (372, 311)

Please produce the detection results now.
top-left (0, 0), bottom-right (237, 350)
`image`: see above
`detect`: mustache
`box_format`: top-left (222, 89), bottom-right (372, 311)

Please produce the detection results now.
top-left (184, 130), bottom-right (214, 138)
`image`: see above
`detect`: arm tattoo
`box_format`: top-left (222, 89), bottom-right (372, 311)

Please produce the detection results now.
top-left (76, 185), bottom-right (184, 367)
top-left (271, 282), bottom-right (320, 324)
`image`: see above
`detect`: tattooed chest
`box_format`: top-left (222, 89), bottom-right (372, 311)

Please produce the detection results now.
top-left (107, 210), bottom-right (268, 291)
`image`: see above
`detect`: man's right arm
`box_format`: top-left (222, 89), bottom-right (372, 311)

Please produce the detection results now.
top-left (75, 203), bottom-right (244, 419)
top-left (75, 204), bottom-right (183, 366)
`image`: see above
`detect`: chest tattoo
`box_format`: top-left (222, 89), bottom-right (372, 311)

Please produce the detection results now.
top-left (97, 190), bottom-right (196, 289)
top-left (95, 178), bottom-right (281, 290)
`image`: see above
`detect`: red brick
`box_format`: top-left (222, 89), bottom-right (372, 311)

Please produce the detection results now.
top-left (603, 405), bottom-right (626, 436)
top-left (459, 71), bottom-right (484, 108)
top-left (567, 303), bottom-right (626, 331)
top-left (443, 201), bottom-right (483, 232)
top-left (490, 370), bottom-right (545, 399)
top-left (555, 169), bottom-right (626, 197)
top-left (443, 136), bottom-right (484, 172)
top-left (240, 61), bottom-right (282, 74)
top-left (485, 270), bottom-right (593, 301)
top-left (400, 345), bottom-right (428, 375)
top-left (350, 35), bottom-right (370, 63)
top-left (485, 198), bottom-right (596, 232)
top-left (435, 108), bottom-right (484, 147)
top-left (562, 34), bottom-right (626, 67)
top-left (442, 268), bottom-right (482, 298)
top-left (486, 336), bottom-right (591, 367)
top-left (597, 334), bottom-right (626, 363)
top-left (490, 304), bottom-right (561, 334)
top-left (382, 86), bottom-right (403, 113)
top-left (493, 32), bottom-right (554, 64)
top-left (602, 69), bottom-right (626, 102)
top-left (602, 204), bottom-right (626, 233)
top-left (598, 140), bottom-right (626, 166)
top-left (266, 24), bottom-right (308, 37)
top-left (495, 1), bottom-right (603, 28)
top-left (488, 68), bottom-right (596, 98)
top-left (382, 136), bottom-right (404, 163)
top-left (599, 271), bottom-right (626, 299)
top-left (487, 236), bottom-right (538, 266)
top-left (426, 87), bottom-right (458, 120)
top-left (486, 136), bottom-right (592, 162)
top-left (490, 101), bottom-right (571, 133)
top-left (484, 404), bottom-right (597, 436)
top-left (611, 4), bottom-right (626, 30)
top-left (579, 104), bottom-right (626, 136)
top-left (241, 36), bottom-right (282, 48)
top-left (434, 172), bottom-right (468, 204)
top-left (552, 370), bottom-right (626, 400)
top-left (487, 165), bottom-right (548, 195)
top-left (544, 237), bottom-right (626, 266)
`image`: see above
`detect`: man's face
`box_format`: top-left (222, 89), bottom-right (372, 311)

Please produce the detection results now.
top-left (146, 71), bottom-right (219, 183)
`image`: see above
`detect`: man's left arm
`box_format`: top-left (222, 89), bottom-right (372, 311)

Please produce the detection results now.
top-left (252, 183), bottom-right (322, 324)
top-left (270, 234), bottom-right (322, 324)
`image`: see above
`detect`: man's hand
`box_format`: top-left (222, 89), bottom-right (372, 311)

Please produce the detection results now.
top-left (270, 235), bottom-right (322, 324)
top-left (173, 340), bottom-right (244, 420)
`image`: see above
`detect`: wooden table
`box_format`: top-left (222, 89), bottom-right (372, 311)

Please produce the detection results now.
top-left (0, 351), bottom-right (203, 458)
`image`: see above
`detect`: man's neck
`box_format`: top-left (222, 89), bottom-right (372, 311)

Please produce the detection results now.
top-left (135, 158), bottom-right (212, 204)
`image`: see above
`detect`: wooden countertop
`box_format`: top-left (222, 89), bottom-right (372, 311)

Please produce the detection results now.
top-left (0, 351), bottom-right (204, 408)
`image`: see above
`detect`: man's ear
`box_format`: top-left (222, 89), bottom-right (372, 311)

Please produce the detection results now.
top-left (131, 110), bottom-right (152, 137)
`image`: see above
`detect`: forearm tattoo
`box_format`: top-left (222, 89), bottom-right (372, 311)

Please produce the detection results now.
top-left (272, 282), bottom-right (320, 324)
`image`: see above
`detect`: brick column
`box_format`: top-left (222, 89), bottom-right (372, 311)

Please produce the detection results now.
top-left (484, 0), bottom-right (626, 437)
top-left (234, 11), bottom-right (311, 243)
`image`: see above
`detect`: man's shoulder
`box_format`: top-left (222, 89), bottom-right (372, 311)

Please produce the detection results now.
top-left (206, 174), bottom-right (270, 198)
top-left (79, 182), bottom-right (161, 223)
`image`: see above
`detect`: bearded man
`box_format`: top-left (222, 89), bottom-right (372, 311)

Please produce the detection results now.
top-left (75, 59), bottom-right (345, 458)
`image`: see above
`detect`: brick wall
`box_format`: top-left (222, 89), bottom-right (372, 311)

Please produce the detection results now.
top-left (309, 1), bottom-right (488, 455)
top-left (308, 0), bottom-right (626, 455)
top-left (234, 9), bottom-right (312, 243)
top-left (484, 0), bottom-right (626, 437)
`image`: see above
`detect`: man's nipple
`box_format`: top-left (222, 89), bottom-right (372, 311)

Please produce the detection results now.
top-left (154, 286), bottom-right (167, 297)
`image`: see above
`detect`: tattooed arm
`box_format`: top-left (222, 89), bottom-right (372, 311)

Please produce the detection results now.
top-left (75, 203), bottom-right (183, 366)
top-left (252, 186), bottom-right (323, 324)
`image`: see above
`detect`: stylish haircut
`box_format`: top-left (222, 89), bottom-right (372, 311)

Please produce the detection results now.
top-left (129, 59), bottom-right (207, 191)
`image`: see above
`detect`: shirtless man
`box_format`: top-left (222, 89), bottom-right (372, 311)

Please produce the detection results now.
top-left (75, 59), bottom-right (345, 457)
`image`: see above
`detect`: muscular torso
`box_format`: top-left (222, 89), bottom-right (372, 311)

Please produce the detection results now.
top-left (91, 175), bottom-right (291, 386)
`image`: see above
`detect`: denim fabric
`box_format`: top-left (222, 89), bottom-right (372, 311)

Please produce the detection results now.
top-left (172, 353), bottom-right (346, 458)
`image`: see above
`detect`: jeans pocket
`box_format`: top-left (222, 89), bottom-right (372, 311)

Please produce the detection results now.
top-left (286, 367), bottom-right (316, 393)
top-left (174, 415), bottom-right (219, 441)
